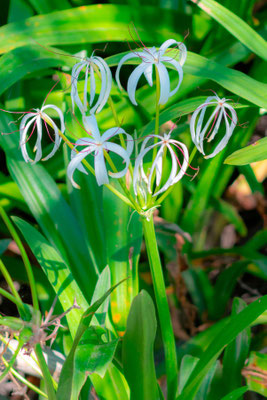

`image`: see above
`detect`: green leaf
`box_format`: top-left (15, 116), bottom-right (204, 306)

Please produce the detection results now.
top-left (90, 266), bottom-right (111, 327)
top-left (122, 290), bottom-right (158, 400)
top-left (178, 355), bottom-right (217, 399)
top-left (75, 327), bottom-right (119, 378)
top-left (190, 0), bottom-right (267, 61)
top-left (212, 261), bottom-right (248, 319)
top-left (27, 0), bottom-right (72, 13)
top-left (107, 51), bottom-right (267, 109)
top-left (0, 239), bottom-right (11, 256)
top-left (222, 298), bottom-right (251, 394)
top-left (67, 151), bottom-right (107, 274)
top-left (71, 326), bottom-right (119, 399)
top-left (0, 112), bottom-right (98, 303)
top-left (177, 295), bottom-right (267, 399)
top-left (238, 165), bottom-right (264, 194)
top-left (103, 182), bottom-right (142, 333)
top-left (221, 387), bottom-right (248, 400)
top-left (243, 352), bottom-right (267, 397)
top-left (13, 217), bottom-right (87, 337)
top-left (212, 198), bottom-right (247, 236)
top-left (56, 279), bottom-right (125, 400)
top-left (224, 137), bottom-right (267, 165)
top-left (178, 355), bottom-right (199, 394)
top-left (0, 5), bottom-right (186, 54)
top-left (181, 109), bottom-right (255, 237)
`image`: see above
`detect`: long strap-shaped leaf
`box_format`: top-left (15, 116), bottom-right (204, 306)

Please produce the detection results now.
top-left (0, 5), bottom-right (187, 54)
top-left (56, 279), bottom-right (126, 400)
top-left (177, 295), bottom-right (267, 400)
top-left (190, 0), bottom-right (267, 61)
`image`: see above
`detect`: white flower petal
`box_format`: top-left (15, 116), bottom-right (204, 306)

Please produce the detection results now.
top-left (115, 52), bottom-right (140, 90)
top-left (156, 63), bottom-right (170, 105)
top-left (71, 61), bottom-right (86, 114)
top-left (148, 144), bottom-right (164, 191)
top-left (164, 58), bottom-right (183, 97)
top-left (144, 64), bottom-right (153, 86)
top-left (20, 115), bottom-right (38, 163)
top-left (127, 63), bottom-right (148, 105)
top-left (67, 147), bottom-right (93, 188)
top-left (82, 115), bottom-right (101, 141)
top-left (93, 56), bottom-right (112, 114)
top-left (103, 142), bottom-right (131, 178)
top-left (89, 64), bottom-right (95, 108)
top-left (94, 149), bottom-right (109, 185)
top-left (32, 116), bottom-right (43, 164)
top-left (41, 104), bottom-right (65, 133)
top-left (41, 114), bottom-right (61, 161)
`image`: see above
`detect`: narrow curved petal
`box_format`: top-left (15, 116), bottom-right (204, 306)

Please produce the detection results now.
top-left (164, 58), bottom-right (183, 97)
top-left (103, 142), bottom-right (131, 178)
top-left (41, 104), bottom-right (65, 133)
top-left (153, 144), bottom-right (178, 196)
top-left (41, 114), bottom-right (62, 161)
top-left (20, 115), bottom-right (37, 163)
top-left (89, 64), bottom-right (96, 108)
top-left (171, 141), bottom-right (189, 184)
top-left (71, 62), bottom-right (86, 114)
top-left (127, 63), bottom-right (148, 105)
top-left (205, 108), bottom-right (236, 159)
top-left (101, 127), bottom-right (125, 142)
top-left (82, 115), bottom-right (101, 141)
top-left (115, 52), bottom-right (140, 90)
top-left (94, 149), bottom-right (109, 185)
top-left (67, 147), bottom-right (93, 188)
top-left (93, 56), bottom-right (112, 114)
top-left (148, 143), bottom-right (164, 191)
top-left (144, 64), bottom-right (153, 86)
top-left (71, 138), bottom-right (95, 173)
top-left (133, 140), bottom-right (160, 195)
top-left (83, 63), bottom-right (89, 113)
top-left (159, 40), bottom-right (187, 66)
top-left (156, 63), bottom-right (170, 105)
top-left (224, 103), bottom-right (237, 134)
top-left (198, 105), bottom-right (220, 154)
top-left (33, 116), bottom-right (43, 164)
top-left (207, 107), bottom-right (224, 143)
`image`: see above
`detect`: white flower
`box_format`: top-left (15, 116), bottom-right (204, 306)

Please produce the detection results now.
top-left (190, 94), bottom-right (237, 159)
top-left (67, 115), bottom-right (134, 188)
top-left (116, 39), bottom-right (187, 106)
top-left (133, 132), bottom-right (189, 197)
top-left (71, 55), bottom-right (112, 115)
top-left (19, 105), bottom-right (65, 164)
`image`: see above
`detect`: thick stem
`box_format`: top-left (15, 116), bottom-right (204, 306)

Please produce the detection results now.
top-left (142, 216), bottom-right (178, 400)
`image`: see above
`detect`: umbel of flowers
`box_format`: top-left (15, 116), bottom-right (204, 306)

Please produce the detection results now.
top-left (16, 39), bottom-right (237, 214)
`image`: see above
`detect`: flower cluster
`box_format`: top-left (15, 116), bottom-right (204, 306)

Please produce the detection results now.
top-left (11, 38), bottom-right (238, 211)
top-left (190, 94), bottom-right (237, 159)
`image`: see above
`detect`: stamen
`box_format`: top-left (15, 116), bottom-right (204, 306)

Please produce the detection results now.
top-left (43, 118), bottom-right (55, 143)
top-left (42, 79), bottom-right (60, 107)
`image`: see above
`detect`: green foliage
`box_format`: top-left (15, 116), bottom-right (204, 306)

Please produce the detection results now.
top-left (122, 290), bottom-right (159, 400)
top-left (0, 0), bottom-right (266, 398)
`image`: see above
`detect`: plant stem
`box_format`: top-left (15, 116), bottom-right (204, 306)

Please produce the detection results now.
top-left (1, 358), bottom-right (47, 398)
top-left (35, 343), bottom-right (57, 400)
top-left (0, 287), bottom-right (24, 310)
top-left (142, 216), bottom-right (178, 400)
top-left (189, 146), bottom-right (198, 164)
top-left (0, 259), bottom-right (21, 303)
top-left (0, 206), bottom-right (39, 312)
